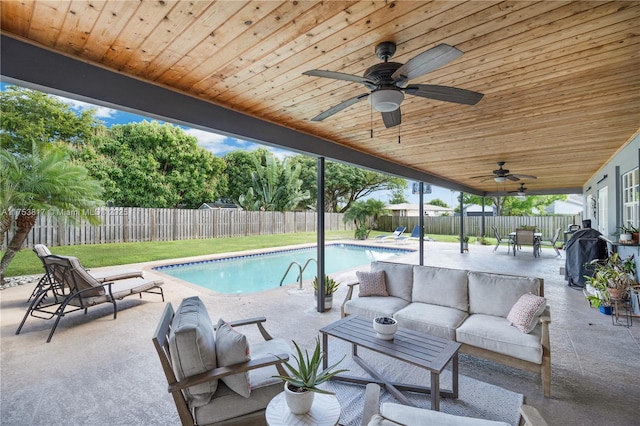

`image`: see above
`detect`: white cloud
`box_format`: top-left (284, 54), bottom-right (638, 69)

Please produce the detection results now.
top-left (53, 95), bottom-right (117, 120)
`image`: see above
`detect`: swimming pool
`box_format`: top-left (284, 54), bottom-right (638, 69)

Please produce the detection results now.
top-left (154, 243), bottom-right (413, 294)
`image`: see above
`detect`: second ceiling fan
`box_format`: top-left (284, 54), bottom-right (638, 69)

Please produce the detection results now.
top-left (303, 41), bottom-right (484, 128)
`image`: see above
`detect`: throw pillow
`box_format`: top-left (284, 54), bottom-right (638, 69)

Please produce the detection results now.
top-left (357, 270), bottom-right (389, 297)
top-left (507, 293), bottom-right (547, 333)
top-left (215, 318), bottom-right (251, 398)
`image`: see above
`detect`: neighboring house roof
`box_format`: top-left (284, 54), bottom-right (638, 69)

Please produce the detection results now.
top-left (198, 202), bottom-right (242, 210)
top-left (545, 194), bottom-right (583, 215)
top-left (386, 203), bottom-right (454, 216)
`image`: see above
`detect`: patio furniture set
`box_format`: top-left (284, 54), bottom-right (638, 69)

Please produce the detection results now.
top-left (150, 260), bottom-right (550, 425)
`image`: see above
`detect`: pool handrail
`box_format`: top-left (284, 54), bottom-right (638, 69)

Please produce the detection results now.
top-left (279, 258), bottom-right (317, 289)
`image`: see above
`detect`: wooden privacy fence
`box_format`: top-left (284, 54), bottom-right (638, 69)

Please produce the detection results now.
top-left (378, 215), bottom-right (582, 240)
top-left (3, 208), bottom-right (353, 249)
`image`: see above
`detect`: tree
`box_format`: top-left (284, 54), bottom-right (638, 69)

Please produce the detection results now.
top-left (222, 148), bottom-right (272, 204)
top-left (343, 198), bottom-right (389, 230)
top-left (427, 198), bottom-right (449, 208)
top-left (237, 154), bottom-right (310, 211)
top-left (289, 155), bottom-right (406, 212)
top-left (76, 121), bottom-right (227, 208)
top-left (388, 189), bottom-right (408, 204)
top-left (0, 144), bottom-right (103, 281)
top-left (455, 193), bottom-right (567, 216)
top-left (1, 86), bottom-right (100, 155)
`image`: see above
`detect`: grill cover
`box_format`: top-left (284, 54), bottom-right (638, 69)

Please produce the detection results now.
top-left (564, 228), bottom-right (608, 287)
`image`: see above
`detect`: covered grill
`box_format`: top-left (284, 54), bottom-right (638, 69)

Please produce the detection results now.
top-left (564, 227), bottom-right (608, 288)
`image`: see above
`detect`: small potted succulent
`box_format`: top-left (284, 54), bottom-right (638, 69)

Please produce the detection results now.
top-left (312, 275), bottom-right (341, 310)
top-left (372, 316), bottom-right (398, 340)
top-left (273, 338), bottom-right (347, 414)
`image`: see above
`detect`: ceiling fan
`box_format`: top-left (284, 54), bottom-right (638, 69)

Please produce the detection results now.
top-left (302, 41), bottom-right (484, 128)
top-left (471, 162), bottom-right (537, 183)
top-left (508, 183), bottom-right (540, 196)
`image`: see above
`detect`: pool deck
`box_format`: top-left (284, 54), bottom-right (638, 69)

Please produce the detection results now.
top-left (1, 240), bottom-right (639, 425)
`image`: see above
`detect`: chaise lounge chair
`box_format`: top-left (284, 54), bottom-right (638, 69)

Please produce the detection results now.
top-left (30, 244), bottom-right (144, 301)
top-left (16, 254), bottom-right (164, 342)
top-left (396, 225), bottom-right (434, 244)
top-left (374, 226), bottom-right (406, 242)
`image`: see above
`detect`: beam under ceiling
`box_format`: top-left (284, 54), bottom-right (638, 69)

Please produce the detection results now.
top-left (1, 34), bottom-right (482, 196)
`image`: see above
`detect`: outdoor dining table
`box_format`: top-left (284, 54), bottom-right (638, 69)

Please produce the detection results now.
top-left (509, 231), bottom-right (543, 257)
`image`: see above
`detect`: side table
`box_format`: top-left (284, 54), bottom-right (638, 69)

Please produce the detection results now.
top-left (265, 392), bottom-right (340, 426)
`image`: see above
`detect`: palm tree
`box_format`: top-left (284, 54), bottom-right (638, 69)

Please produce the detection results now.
top-left (0, 144), bottom-right (103, 282)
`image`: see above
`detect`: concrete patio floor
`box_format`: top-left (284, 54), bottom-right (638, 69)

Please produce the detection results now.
top-left (1, 240), bottom-right (639, 425)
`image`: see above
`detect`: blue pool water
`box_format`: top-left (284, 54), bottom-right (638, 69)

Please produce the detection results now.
top-left (154, 244), bottom-right (413, 294)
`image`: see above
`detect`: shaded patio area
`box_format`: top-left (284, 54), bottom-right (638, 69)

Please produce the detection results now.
top-left (1, 241), bottom-right (638, 425)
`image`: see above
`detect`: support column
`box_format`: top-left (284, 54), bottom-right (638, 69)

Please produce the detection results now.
top-left (317, 157), bottom-right (326, 313)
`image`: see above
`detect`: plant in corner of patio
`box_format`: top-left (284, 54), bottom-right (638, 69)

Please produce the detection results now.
top-left (312, 275), bottom-right (341, 311)
top-left (273, 338), bottom-right (348, 414)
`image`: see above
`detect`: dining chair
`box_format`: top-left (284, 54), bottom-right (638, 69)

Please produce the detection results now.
top-left (539, 228), bottom-right (562, 257)
top-left (514, 228), bottom-right (539, 257)
top-left (492, 226), bottom-right (512, 254)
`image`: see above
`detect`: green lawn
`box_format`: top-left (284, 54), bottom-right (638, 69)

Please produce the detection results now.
top-left (4, 231), bottom-right (489, 277)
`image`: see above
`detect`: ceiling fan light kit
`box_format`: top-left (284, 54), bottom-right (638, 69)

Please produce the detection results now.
top-left (370, 89), bottom-right (404, 112)
top-left (494, 176), bottom-right (507, 183)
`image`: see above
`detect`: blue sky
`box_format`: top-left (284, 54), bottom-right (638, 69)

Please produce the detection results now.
top-left (2, 82), bottom-right (454, 205)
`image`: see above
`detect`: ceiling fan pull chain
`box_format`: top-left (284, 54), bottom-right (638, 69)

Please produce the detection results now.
top-left (370, 104), bottom-right (374, 138)
top-left (398, 124), bottom-right (401, 144)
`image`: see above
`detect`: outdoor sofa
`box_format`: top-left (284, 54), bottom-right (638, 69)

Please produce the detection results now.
top-left (342, 261), bottom-right (551, 397)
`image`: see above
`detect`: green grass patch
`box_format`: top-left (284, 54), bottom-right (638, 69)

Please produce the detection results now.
top-left (5, 231), bottom-right (501, 278)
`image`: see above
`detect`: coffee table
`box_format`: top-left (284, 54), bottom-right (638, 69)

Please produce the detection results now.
top-left (265, 392), bottom-right (340, 425)
top-left (319, 315), bottom-right (461, 411)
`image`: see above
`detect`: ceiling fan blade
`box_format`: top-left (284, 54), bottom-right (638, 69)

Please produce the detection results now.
top-left (506, 175), bottom-right (521, 181)
top-left (310, 93), bottom-right (369, 122)
top-left (405, 84), bottom-right (484, 105)
top-left (391, 44), bottom-right (463, 85)
top-left (470, 174), bottom-right (494, 180)
top-left (510, 174), bottom-right (537, 180)
top-left (303, 70), bottom-right (374, 86)
top-left (381, 108), bottom-right (401, 128)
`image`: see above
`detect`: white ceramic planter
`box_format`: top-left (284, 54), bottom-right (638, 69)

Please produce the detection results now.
top-left (372, 316), bottom-right (398, 340)
top-left (284, 383), bottom-right (314, 414)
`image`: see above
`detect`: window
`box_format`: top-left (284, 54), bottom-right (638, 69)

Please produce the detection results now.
top-left (622, 168), bottom-right (639, 229)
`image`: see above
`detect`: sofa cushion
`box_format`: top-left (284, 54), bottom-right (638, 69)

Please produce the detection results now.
top-left (357, 270), bottom-right (389, 297)
top-left (394, 302), bottom-right (468, 340)
top-left (169, 296), bottom-right (218, 408)
top-left (412, 266), bottom-right (469, 311)
top-left (507, 293), bottom-right (547, 333)
top-left (468, 272), bottom-right (541, 317)
top-left (456, 314), bottom-right (542, 364)
top-left (379, 402), bottom-right (511, 425)
top-left (371, 262), bottom-right (413, 301)
top-left (216, 319), bottom-right (251, 398)
top-left (344, 296), bottom-right (410, 319)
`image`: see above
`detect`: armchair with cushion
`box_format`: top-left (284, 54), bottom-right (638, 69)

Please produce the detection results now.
top-left (152, 296), bottom-right (292, 426)
top-left (362, 383), bottom-right (548, 426)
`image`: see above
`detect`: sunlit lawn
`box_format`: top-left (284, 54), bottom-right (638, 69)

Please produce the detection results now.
top-left (5, 231), bottom-right (483, 277)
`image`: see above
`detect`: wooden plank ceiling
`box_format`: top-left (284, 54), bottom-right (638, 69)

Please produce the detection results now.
top-left (1, 0), bottom-right (639, 195)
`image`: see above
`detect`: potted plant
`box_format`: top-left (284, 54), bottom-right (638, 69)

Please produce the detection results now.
top-left (274, 338), bottom-right (348, 414)
top-left (457, 235), bottom-right (470, 252)
top-left (312, 275), bottom-right (341, 310)
top-left (584, 253), bottom-right (636, 310)
top-left (615, 223), bottom-right (638, 243)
